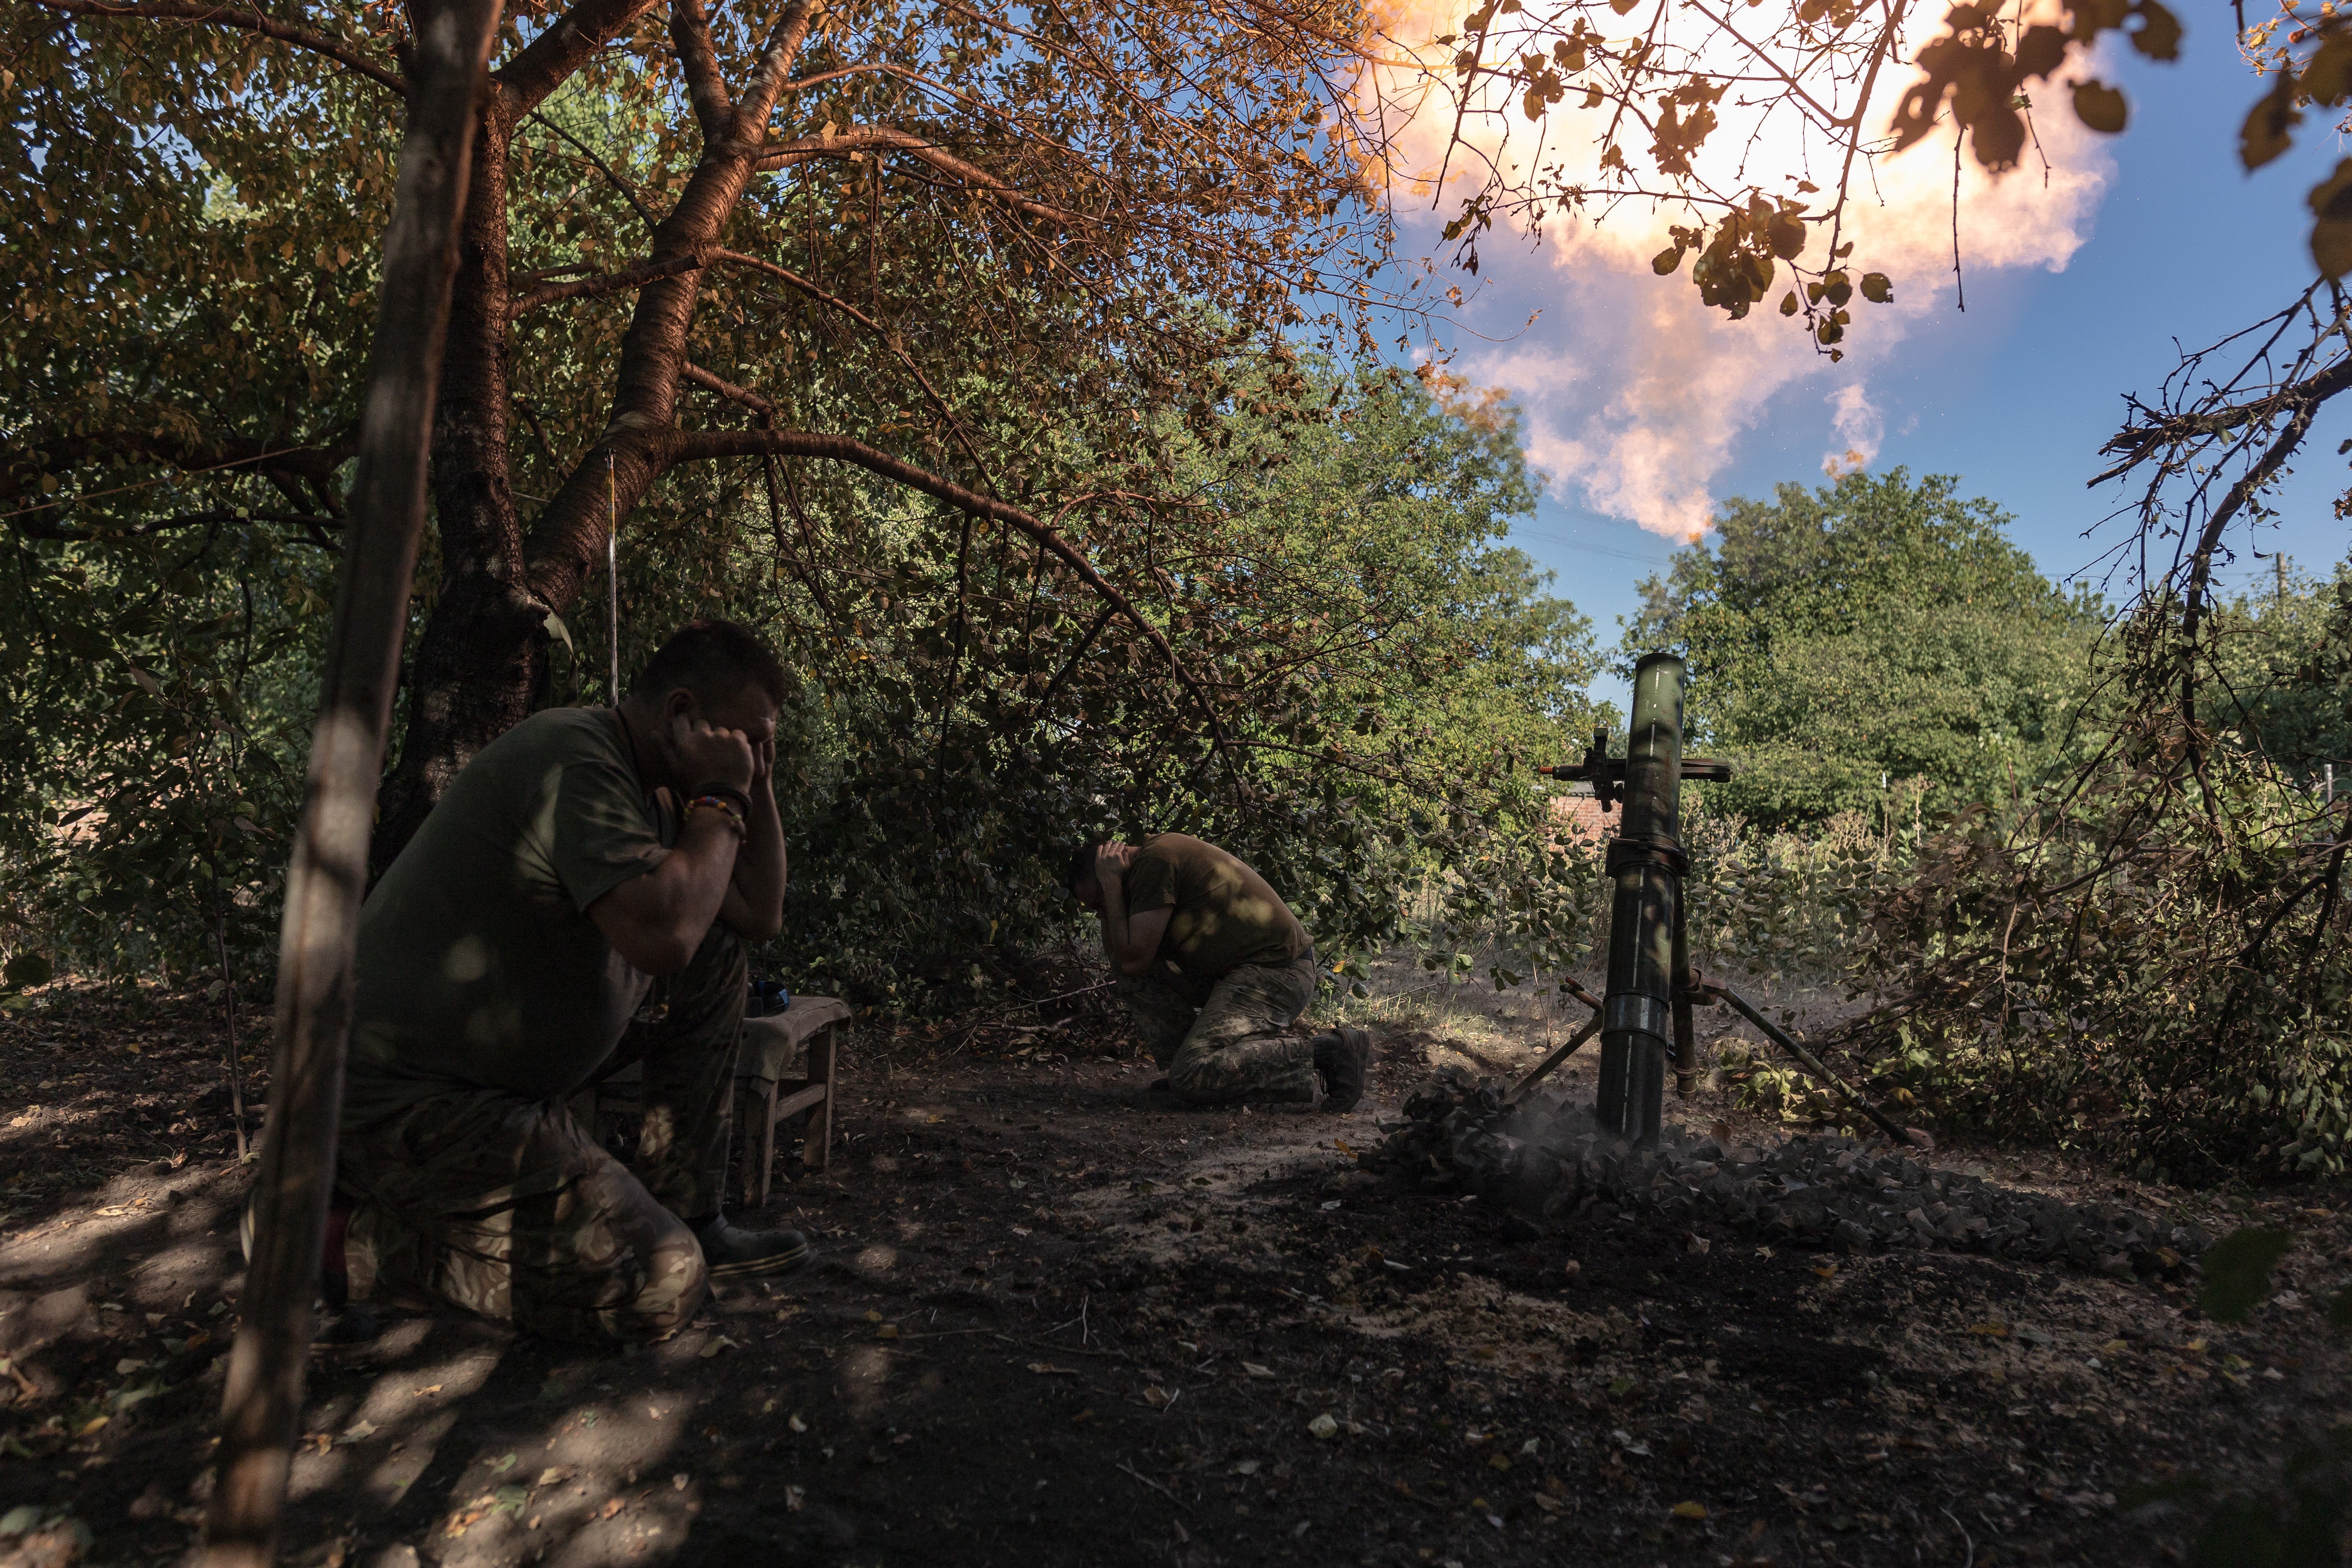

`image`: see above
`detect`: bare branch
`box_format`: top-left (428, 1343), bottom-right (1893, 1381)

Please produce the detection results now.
top-left (523, 109), bottom-right (660, 230)
top-left (709, 247), bottom-right (992, 480)
top-left (681, 360), bottom-right (774, 416)
top-left (511, 248), bottom-right (706, 310)
top-left (5, 508), bottom-right (341, 544)
top-left (666, 425), bottom-right (1236, 772)
top-left (757, 124), bottom-right (1094, 228)
top-left (23, 0), bottom-right (407, 95)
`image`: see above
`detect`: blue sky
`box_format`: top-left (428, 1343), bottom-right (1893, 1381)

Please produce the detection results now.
top-left (1415, 28), bottom-right (2352, 674)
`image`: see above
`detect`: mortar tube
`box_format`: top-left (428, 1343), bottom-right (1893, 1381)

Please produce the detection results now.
top-left (1596, 651), bottom-right (1686, 1146)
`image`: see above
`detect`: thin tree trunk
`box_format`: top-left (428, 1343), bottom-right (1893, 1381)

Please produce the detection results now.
top-left (214, 910), bottom-right (249, 1161)
top-left (200, 0), bottom-right (502, 1560)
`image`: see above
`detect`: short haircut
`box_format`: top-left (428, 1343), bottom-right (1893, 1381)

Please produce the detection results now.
top-left (1064, 840), bottom-right (1110, 897)
top-left (630, 619), bottom-right (786, 707)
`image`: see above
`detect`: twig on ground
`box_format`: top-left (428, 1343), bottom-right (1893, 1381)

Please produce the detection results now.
top-left (1116, 1460), bottom-right (1191, 1510)
top-left (1942, 1506), bottom-right (1974, 1568)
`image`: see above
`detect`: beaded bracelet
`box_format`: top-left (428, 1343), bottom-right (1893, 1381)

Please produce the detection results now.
top-left (692, 781), bottom-right (754, 814)
top-left (686, 795), bottom-right (748, 836)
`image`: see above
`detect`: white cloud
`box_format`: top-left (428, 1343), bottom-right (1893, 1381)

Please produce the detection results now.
top-left (1364, 5), bottom-right (2121, 535)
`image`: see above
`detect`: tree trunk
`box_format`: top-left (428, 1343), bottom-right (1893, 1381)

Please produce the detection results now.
top-left (372, 5), bottom-right (820, 872)
top-left (373, 98), bottom-right (546, 875)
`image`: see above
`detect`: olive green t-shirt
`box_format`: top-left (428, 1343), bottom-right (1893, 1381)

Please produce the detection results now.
top-left (1121, 833), bottom-right (1309, 979)
top-left (341, 707), bottom-right (676, 1128)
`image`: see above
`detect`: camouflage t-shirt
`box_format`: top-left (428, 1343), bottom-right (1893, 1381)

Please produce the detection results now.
top-left (1121, 833), bottom-right (1309, 979)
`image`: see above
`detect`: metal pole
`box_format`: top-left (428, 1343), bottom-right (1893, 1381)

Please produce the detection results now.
top-left (201, 2), bottom-right (501, 1562)
top-left (1596, 653), bottom-right (1687, 1145)
top-left (1670, 891), bottom-right (1698, 1099)
top-left (1711, 982), bottom-right (1914, 1147)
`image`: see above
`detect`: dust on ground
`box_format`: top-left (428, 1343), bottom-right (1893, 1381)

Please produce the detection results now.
top-left (2, 966), bottom-right (2346, 1568)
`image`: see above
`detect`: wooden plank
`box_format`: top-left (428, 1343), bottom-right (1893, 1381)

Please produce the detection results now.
top-left (774, 1082), bottom-right (828, 1120)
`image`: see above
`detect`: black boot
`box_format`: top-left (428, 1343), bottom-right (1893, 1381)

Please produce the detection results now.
top-left (691, 1212), bottom-right (812, 1278)
top-left (1312, 1027), bottom-right (1372, 1112)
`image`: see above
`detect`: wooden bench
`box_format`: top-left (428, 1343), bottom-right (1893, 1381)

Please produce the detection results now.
top-left (587, 995), bottom-right (851, 1207)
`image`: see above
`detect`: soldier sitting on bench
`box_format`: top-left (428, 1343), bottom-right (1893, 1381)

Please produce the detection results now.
top-left (1068, 834), bottom-right (1371, 1110)
top-left (335, 620), bottom-right (808, 1343)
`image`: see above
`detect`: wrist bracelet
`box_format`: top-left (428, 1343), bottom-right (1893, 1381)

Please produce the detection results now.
top-left (686, 795), bottom-right (748, 836)
top-left (692, 781), bottom-right (753, 814)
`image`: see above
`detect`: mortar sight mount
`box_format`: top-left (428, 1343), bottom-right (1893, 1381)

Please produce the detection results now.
top-left (1537, 726), bottom-right (1732, 813)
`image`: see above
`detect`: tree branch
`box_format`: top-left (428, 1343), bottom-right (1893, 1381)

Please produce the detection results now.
top-left (668, 0), bottom-right (731, 143)
top-left (709, 247), bottom-right (991, 479)
top-left (23, 0), bottom-right (407, 95)
top-left (665, 425), bottom-right (1235, 774)
top-left (523, 108), bottom-right (661, 230)
top-left (757, 124), bottom-right (1093, 228)
top-left (493, 0), bottom-right (664, 116)
top-left (511, 248), bottom-right (706, 310)
top-left (681, 360), bottom-right (774, 416)
top-left (5, 508), bottom-right (341, 544)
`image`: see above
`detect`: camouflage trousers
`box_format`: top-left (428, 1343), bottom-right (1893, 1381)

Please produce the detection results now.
top-left (337, 924), bottom-right (747, 1343)
top-left (1120, 954), bottom-right (1321, 1105)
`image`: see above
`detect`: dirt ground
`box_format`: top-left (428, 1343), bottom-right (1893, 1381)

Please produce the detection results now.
top-left (2, 972), bottom-right (2348, 1568)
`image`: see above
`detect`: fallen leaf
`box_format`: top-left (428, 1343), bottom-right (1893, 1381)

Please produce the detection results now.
top-left (783, 1485), bottom-right (806, 1513)
top-left (1967, 1321), bottom-right (2010, 1338)
top-left (1241, 1362), bottom-right (1275, 1378)
top-left (1532, 1492), bottom-right (1566, 1515)
top-left (1234, 1458), bottom-right (1261, 1475)
top-left (1673, 1500), bottom-right (1709, 1520)
top-left (789, 1413), bottom-right (809, 1433)
top-left (414, 1384), bottom-right (443, 1397)
top-left (1813, 1263), bottom-right (1837, 1280)
top-left (1307, 1413), bottom-right (1339, 1439)
top-left (1142, 1386), bottom-right (1174, 1408)
top-left (536, 1467), bottom-right (574, 1487)
top-left (336, 1420), bottom-right (380, 1445)
top-left (875, 1324), bottom-right (899, 1340)
top-left (699, 1335), bottom-right (740, 1358)
top-left (598, 1497), bottom-right (624, 1520)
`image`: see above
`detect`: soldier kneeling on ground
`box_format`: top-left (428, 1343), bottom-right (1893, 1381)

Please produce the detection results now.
top-left (327, 620), bottom-right (809, 1343)
top-left (1066, 833), bottom-right (1371, 1111)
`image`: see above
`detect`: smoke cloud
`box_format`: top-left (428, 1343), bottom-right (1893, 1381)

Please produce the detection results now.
top-left (1824, 383), bottom-right (1885, 479)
